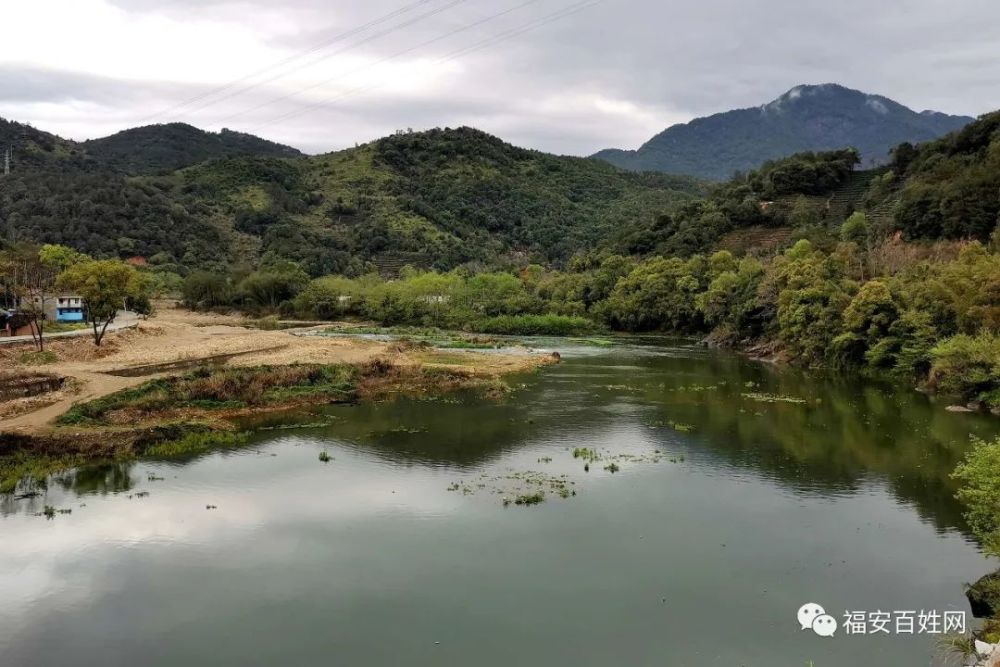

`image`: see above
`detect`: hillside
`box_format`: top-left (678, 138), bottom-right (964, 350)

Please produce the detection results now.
top-left (860, 110), bottom-right (1000, 242)
top-left (0, 122), bottom-right (703, 275)
top-left (594, 84), bottom-right (972, 180)
top-left (82, 123), bottom-right (303, 175)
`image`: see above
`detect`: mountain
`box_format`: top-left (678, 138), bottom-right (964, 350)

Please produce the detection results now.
top-left (593, 84), bottom-right (973, 180)
top-left (0, 121), bottom-right (703, 275)
top-left (82, 123), bottom-right (303, 174)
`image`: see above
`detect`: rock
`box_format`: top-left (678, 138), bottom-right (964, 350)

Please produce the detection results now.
top-left (975, 639), bottom-right (995, 658)
top-left (550, 351), bottom-right (562, 361)
top-left (967, 570), bottom-right (1000, 618)
top-left (947, 405), bottom-right (975, 413)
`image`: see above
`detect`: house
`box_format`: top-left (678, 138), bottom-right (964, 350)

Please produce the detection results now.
top-left (54, 296), bottom-right (85, 323)
top-left (24, 294), bottom-right (86, 323)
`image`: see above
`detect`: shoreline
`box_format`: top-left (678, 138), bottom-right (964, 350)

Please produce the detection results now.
top-left (0, 305), bottom-right (558, 493)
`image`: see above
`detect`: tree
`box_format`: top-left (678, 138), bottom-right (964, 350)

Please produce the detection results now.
top-left (57, 259), bottom-right (149, 346)
top-left (0, 245), bottom-right (59, 351)
top-left (840, 212), bottom-right (869, 246)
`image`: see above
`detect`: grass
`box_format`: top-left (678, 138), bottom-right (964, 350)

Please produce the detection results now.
top-left (58, 364), bottom-right (359, 425)
top-left (17, 350), bottom-right (58, 365)
top-left (143, 431), bottom-right (249, 459)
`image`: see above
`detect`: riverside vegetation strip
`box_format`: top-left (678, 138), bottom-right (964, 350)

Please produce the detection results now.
top-left (0, 356), bottom-right (552, 495)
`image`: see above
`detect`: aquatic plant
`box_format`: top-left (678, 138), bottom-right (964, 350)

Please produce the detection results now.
top-left (604, 463), bottom-right (621, 473)
top-left (513, 492), bottom-right (545, 506)
top-left (143, 431), bottom-right (248, 459)
top-left (740, 392), bottom-right (807, 404)
top-left (318, 451), bottom-right (332, 463)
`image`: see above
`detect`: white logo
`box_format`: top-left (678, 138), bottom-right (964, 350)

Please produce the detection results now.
top-left (798, 603), bottom-right (825, 631)
top-left (798, 603), bottom-right (836, 637)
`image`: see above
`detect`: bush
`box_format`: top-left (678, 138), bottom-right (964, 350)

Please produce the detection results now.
top-left (930, 333), bottom-right (1000, 408)
top-left (953, 436), bottom-right (1000, 557)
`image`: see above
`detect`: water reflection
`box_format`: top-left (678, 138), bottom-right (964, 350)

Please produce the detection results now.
top-left (2, 340), bottom-right (999, 667)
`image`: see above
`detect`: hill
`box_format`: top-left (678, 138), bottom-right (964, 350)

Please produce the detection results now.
top-left (82, 123), bottom-right (303, 175)
top-left (0, 121), bottom-right (703, 275)
top-left (860, 110), bottom-right (1000, 242)
top-left (593, 84), bottom-right (972, 180)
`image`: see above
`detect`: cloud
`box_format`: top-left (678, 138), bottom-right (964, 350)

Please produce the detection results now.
top-left (0, 0), bottom-right (998, 155)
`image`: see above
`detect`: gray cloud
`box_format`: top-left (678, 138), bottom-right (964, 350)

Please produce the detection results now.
top-left (3, 0), bottom-right (1000, 154)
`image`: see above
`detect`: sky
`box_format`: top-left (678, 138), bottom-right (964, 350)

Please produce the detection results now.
top-left (1, 0), bottom-right (999, 156)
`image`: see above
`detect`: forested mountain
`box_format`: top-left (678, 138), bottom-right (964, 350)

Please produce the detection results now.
top-left (82, 123), bottom-right (303, 174)
top-left (861, 110), bottom-right (1000, 242)
top-left (593, 84), bottom-right (972, 180)
top-left (0, 121), bottom-right (703, 276)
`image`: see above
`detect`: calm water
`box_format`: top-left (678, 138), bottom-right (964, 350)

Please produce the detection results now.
top-left (2, 339), bottom-right (999, 666)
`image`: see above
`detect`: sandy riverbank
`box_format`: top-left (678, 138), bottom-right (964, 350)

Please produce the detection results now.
top-left (0, 302), bottom-right (555, 435)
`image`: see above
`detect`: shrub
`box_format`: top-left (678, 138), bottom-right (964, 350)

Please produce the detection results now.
top-left (930, 333), bottom-right (1000, 408)
top-left (953, 436), bottom-right (1000, 557)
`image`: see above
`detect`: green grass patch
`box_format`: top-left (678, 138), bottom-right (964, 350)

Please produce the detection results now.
top-left (142, 430), bottom-right (249, 459)
top-left (17, 350), bottom-right (59, 365)
top-left (58, 364), bottom-right (360, 425)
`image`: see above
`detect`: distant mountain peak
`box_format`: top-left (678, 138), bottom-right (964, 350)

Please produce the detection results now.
top-left (594, 84), bottom-right (973, 179)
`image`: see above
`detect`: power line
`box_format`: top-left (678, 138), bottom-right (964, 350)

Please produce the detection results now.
top-left (181, 0), bottom-right (471, 122)
top-left (213, 0), bottom-right (543, 126)
top-left (250, 0), bottom-right (603, 133)
top-left (139, 0), bottom-right (445, 123)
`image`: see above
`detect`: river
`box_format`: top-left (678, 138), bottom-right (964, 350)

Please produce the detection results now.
top-left (2, 338), bottom-right (998, 666)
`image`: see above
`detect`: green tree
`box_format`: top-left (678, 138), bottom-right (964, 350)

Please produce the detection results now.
top-left (57, 259), bottom-right (149, 346)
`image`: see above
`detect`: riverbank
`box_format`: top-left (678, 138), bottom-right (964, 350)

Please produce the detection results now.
top-left (0, 304), bottom-right (557, 493)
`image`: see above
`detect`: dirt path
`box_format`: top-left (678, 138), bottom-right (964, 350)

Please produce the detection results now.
top-left (0, 303), bottom-right (549, 434)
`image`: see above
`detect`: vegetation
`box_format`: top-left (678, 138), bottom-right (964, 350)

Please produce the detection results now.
top-left (953, 436), bottom-right (1000, 556)
top-left (82, 123), bottom-right (302, 175)
top-left (1, 119), bottom-right (702, 276)
top-left (57, 259), bottom-right (150, 345)
top-left (1, 243), bottom-right (153, 348)
top-left (874, 111), bottom-right (1000, 242)
top-left (57, 364), bottom-right (359, 425)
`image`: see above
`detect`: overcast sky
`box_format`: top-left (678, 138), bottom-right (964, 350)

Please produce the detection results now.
top-left (1, 0), bottom-right (999, 155)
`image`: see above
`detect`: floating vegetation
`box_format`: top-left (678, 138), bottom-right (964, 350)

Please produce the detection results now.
top-left (206, 505), bottom-right (217, 510)
top-left (646, 419), bottom-right (695, 433)
top-left (667, 383), bottom-right (721, 392)
top-left (258, 421), bottom-right (337, 431)
top-left (147, 474), bottom-right (165, 482)
top-left (604, 463), bottom-right (621, 473)
top-left (573, 447), bottom-right (601, 462)
top-left (513, 492), bottom-right (545, 506)
top-left (318, 451), bottom-right (332, 463)
top-left (537, 456), bottom-right (553, 463)
top-left (740, 392), bottom-right (807, 404)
